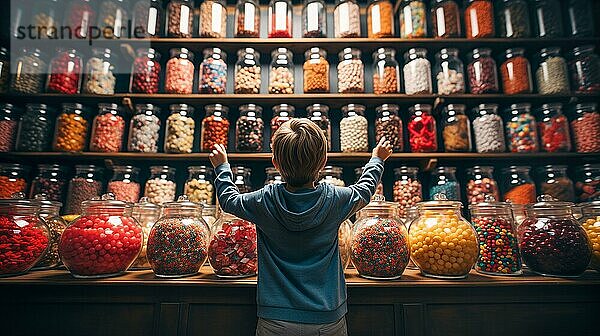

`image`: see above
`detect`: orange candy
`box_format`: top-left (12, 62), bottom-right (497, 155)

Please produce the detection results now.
top-left (0, 176), bottom-right (27, 199)
top-left (54, 113), bottom-right (88, 152)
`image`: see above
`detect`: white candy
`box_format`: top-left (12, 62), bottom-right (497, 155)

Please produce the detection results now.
top-left (436, 69), bottom-right (465, 95)
top-left (473, 114), bottom-right (506, 153)
top-left (128, 114), bottom-right (161, 153)
top-left (165, 113), bottom-right (195, 154)
top-left (144, 178), bottom-right (176, 204)
top-left (403, 58), bottom-right (432, 95)
top-left (340, 115), bottom-right (368, 152)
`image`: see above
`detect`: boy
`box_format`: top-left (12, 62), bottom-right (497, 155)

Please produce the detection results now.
top-left (209, 118), bottom-right (393, 335)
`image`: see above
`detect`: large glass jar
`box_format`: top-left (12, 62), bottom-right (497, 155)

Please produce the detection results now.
top-left (351, 196), bottom-right (409, 280)
top-left (469, 201), bottom-right (522, 275)
top-left (464, 0), bottom-right (495, 38)
top-left (518, 197), bottom-right (592, 277)
top-left (165, 104), bottom-right (195, 154)
top-left (532, 0), bottom-right (563, 38)
top-left (90, 103), bottom-right (126, 153)
top-left (32, 196), bottom-right (67, 271)
top-left (144, 166), bottom-right (177, 205)
top-left (535, 47), bottom-right (570, 95)
top-left (235, 0), bottom-right (260, 37)
top-left (132, 0), bottom-right (163, 37)
top-left (471, 104), bottom-right (505, 153)
top-left (429, 166), bottom-right (460, 200)
top-left (505, 103), bottom-right (539, 153)
top-left (339, 219), bottom-right (352, 270)
top-left (372, 48), bottom-right (400, 94)
top-left (199, 48), bottom-right (227, 94)
top-left (232, 166), bottom-right (253, 193)
top-left (537, 165), bottom-right (575, 202)
top-left (495, 0), bottom-right (530, 38)
top-left (410, 199), bottom-right (479, 279)
top-left (307, 104), bottom-right (332, 150)
top-left (431, 0), bottom-right (461, 38)
top-left (130, 48), bottom-right (161, 94)
top-left (0, 199), bottom-right (50, 277)
top-left (31, 0), bottom-right (63, 39)
top-left (580, 202), bottom-right (600, 271)
top-left (235, 48), bottom-right (261, 94)
top-left (338, 48), bottom-right (364, 94)
top-left (355, 167), bottom-right (384, 196)
top-left (568, 46), bottom-right (600, 94)
top-left (319, 166), bottom-right (345, 187)
top-left (566, 0), bottom-right (594, 37)
top-left (500, 48), bottom-right (532, 95)
top-left (303, 0), bottom-right (327, 37)
top-left (375, 104), bottom-right (403, 152)
top-left (97, 0), bottom-right (128, 39)
top-left (236, 104), bottom-right (264, 152)
top-left (201, 104), bottom-right (230, 152)
top-left (408, 104), bottom-right (437, 153)
top-left (576, 164), bottom-right (600, 202)
top-left (203, 205), bottom-right (218, 228)
top-left (399, 0), bottom-right (427, 38)
top-left (59, 194), bottom-right (143, 278)
top-left (466, 166), bottom-right (500, 205)
top-left (0, 48), bottom-right (8, 93)
top-left (11, 48), bottom-right (46, 94)
top-left (269, 48), bottom-right (295, 94)
top-left (442, 104), bottom-right (471, 152)
top-left (83, 48), bottom-right (117, 95)
top-left (16, 104), bottom-right (54, 152)
top-left (435, 49), bottom-right (465, 95)
top-left (571, 103), bottom-right (600, 153)
top-left (29, 164), bottom-right (68, 202)
top-left (184, 166), bottom-right (214, 205)
top-left (340, 104), bottom-right (368, 153)
top-left (130, 198), bottom-right (161, 270)
top-left (0, 104), bottom-right (18, 152)
top-left (107, 166), bottom-right (141, 203)
top-left (165, 48), bottom-right (195, 94)
top-left (536, 103), bottom-right (571, 153)
top-left (128, 104), bottom-right (161, 153)
top-left (501, 166), bottom-right (536, 205)
top-left (53, 103), bottom-right (89, 153)
top-left (0, 163), bottom-right (29, 199)
top-left (265, 167), bottom-right (284, 185)
top-left (166, 0), bottom-right (194, 37)
top-left (367, 0), bottom-right (395, 38)
top-left (303, 47), bottom-right (329, 93)
top-left (65, 165), bottom-right (104, 215)
top-left (393, 167), bottom-right (422, 219)
top-left (208, 213), bottom-right (258, 278)
top-left (64, 0), bottom-right (96, 39)
top-left (199, 0), bottom-right (227, 38)
top-left (334, 0), bottom-right (361, 38)
top-left (46, 48), bottom-right (82, 94)
top-left (271, 104), bottom-right (295, 143)
top-left (403, 48), bottom-right (432, 95)
top-left (268, 0), bottom-right (293, 38)
top-left (467, 48), bottom-right (499, 94)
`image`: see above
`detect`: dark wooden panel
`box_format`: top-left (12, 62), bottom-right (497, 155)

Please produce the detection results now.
top-left (346, 304), bottom-right (396, 336)
top-left (186, 304), bottom-right (257, 336)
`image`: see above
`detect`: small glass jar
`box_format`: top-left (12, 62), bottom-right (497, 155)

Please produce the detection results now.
top-left (53, 103), bottom-right (89, 153)
top-left (355, 167), bottom-right (384, 196)
top-left (501, 166), bottom-right (536, 205)
top-left (16, 104), bottom-right (54, 152)
top-left (130, 48), bottom-right (161, 94)
top-left (269, 48), bottom-right (295, 94)
top-left (235, 48), bottom-right (261, 94)
top-left (165, 48), bottom-right (195, 94)
top-left (375, 104), bottom-right (403, 151)
top-left (535, 47), bottom-right (570, 95)
top-left (83, 48), bottom-right (117, 95)
top-left (0, 199), bottom-right (50, 277)
top-left (184, 166), bottom-right (214, 205)
top-left (334, 0), bottom-right (361, 38)
top-left (518, 196), bottom-right (592, 277)
top-left (165, 104), bottom-right (195, 154)
top-left (209, 213), bottom-right (258, 278)
top-left (403, 48), bottom-right (432, 95)
top-left (338, 48), bottom-right (364, 94)
top-left (466, 166), bottom-right (500, 205)
top-left (0, 163), bottom-right (29, 199)
top-left (128, 104), bottom-right (161, 153)
top-left (319, 166), bottom-right (345, 187)
top-left (571, 103), bottom-right (600, 153)
top-left (132, 0), bottom-right (163, 37)
top-left (351, 196), bottom-right (409, 280)
top-left (435, 49), bottom-right (465, 95)
top-left (471, 104), bottom-right (505, 153)
top-left (166, 0), bottom-right (194, 37)
top-left (431, 0), bottom-right (461, 38)
top-left (532, 0), bottom-right (563, 38)
top-left (59, 194), bottom-right (143, 278)
top-left (410, 199), bottom-right (479, 279)
top-left (236, 104), bottom-right (265, 152)
top-left (64, 0), bottom-right (96, 39)
top-left (429, 166), bottom-right (460, 200)
top-left (265, 167), bottom-right (284, 185)
top-left (340, 104), bottom-right (368, 153)
top-left (505, 103), bottom-right (538, 153)
top-left (0, 103), bottom-right (18, 152)
top-left (235, 0), bottom-right (260, 37)
top-left (201, 104), bottom-right (230, 152)
top-left (576, 164), bottom-right (600, 202)
top-left (537, 165), bottom-right (576, 202)
top-left (469, 201), bottom-right (522, 275)
top-left (199, 48), bottom-right (227, 94)
top-left (144, 166), bottom-right (177, 205)
top-left (580, 201), bottom-right (600, 271)
top-left (467, 48), bottom-right (499, 94)
top-left (97, 0), bottom-right (129, 39)
top-left (232, 166), bottom-right (253, 193)
top-left (372, 48), bottom-right (400, 94)
top-left (32, 196), bottom-right (67, 270)
top-left (367, 0), bottom-right (395, 38)
top-left (30, 0), bottom-right (63, 39)
top-left (46, 48), bottom-right (82, 94)
top-left (271, 104), bottom-right (295, 143)
top-left (65, 165), bottom-right (104, 215)
top-left (399, 0), bottom-right (427, 38)
top-left (90, 103), bottom-right (126, 153)
top-left (500, 48), bottom-right (532, 95)
top-left (408, 104), bottom-right (437, 153)
top-left (130, 198), bottom-right (161, 270)
top-left (442, 104), bottom-right (471, 152)
top-left (464, 0), bottom-right (495, 38)
top-left (199, 0), bottom-right (227, 38)
top-left (30, 164), bottom-right (68, 202)
top-left (495, 0), bottom-right (530, 38)
top-left (10, 48), bottom-right (46, 94)
top-left (568, 46), bottom-right (600, 94)
top-left (107, 166), bottom-right (141, 203)
top-left (307, 104), bottom-right (331, 150)
top-left (303, 0), bottom-right (327, 37)
top-left (536, 103), bottom-right (571, 153)
top-left (566, 0), bottom-right (594, 37)
top-left (303, 48), bottom-right (329, 93)
top-left (0, 48), bottom-right (9, 93)
top-left (393, 167), bottom-right (422, 219)
top-left (203, 205), bottom-right (218, 227)
top-left (268, 0), bottom-right (293, 38)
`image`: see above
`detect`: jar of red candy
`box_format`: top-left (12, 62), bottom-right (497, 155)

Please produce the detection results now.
top-left (469, 200), bottom-right (522, 276)
top-left (518, 196), bottom-right (592, 277)
top-left (64, 0), bottom-right (97, 39)
top-left (53, 103), bottom-right (89, 153)
top-left (268, 0), bottom-right (293, 38)
top-left (570, 103), bottom-right (600, 153)
top-left (147, 196), bottom-right (210, 277)
top-left (130, 197), bottom-right (161, 270)
top-left (464, 0), bottom-right (495, 38)
top-left (0, 103), bottom-right (19, 152)
top-left (351, 195), bottom-right (409, 280)
top-left (236, 104), bottom-right (265, 152)
top-left (208, 213), bottom-right (258, 278)
top-left (265, 167), bottom-right (284, 185)
top-left (232, 166), bottom-right (253, 193)
top-left (576, 164), bottom-right (600, 202)
top-left (466, 166), bottom-right (500, 205)
top-left (580, 201), bottom-right (600, 272)
top-left (537, 165), bottom-right (575, 202)
top-left (467, 48), bottom-right (499, 94)
top-left (166, 0), bottom-right (194, 37)
top-left (90, 103), bottom-right (126, 153)
top-left (319, 166), bottom-right (345, 187)
top-left (441, 104), bottom-right (471, 152)
top-left (199, 47), bottom-right (227, 94)
top-left (132, 0), bottom-right (163, 37)
top-left (536, 103), bottom-right (571, 153)
top-left (107, 166), bottom-right (141, 203)
top-left (270, 104), bottom-right (295, 144)
top-left (393, 167), bottom-right (422, 219)
top-left (29, 164), bottom-right (68, 203)
top-left (408, 104), bottom-right (437, 153)
top-left (501, 166), bottom-right (536, 205)
top-left (46, 48), bottom-right (82, 94)
top-left (500, 48), bottom-right (533, 95)
top-left (504, 103), bottom-right (539, 153)
top-left (165, 48), bottom-right (195, 94)
top-left (83, 48), bottom-right (117, 95)
top-left (65, 165), bottom-right (104, 215)
top-left (130, 48), bottom-right (161, 94)
top-left (355, 167), bottom-right (384, 197)
top-left (375, 104), bottom-right (402, 152)
top-left (235, 0), bottom-right (261, 38)
top-left (307, 104), bottom-right (332, 151)
top-left (568, 46), bottom-right (600, 93)
top-left (429, 166), bottom-right (461, 201)
top-left (128, 104), bottom-right (161, 153)
top-left (0, 163), bottom-right (29, 200)
top-left (0, 198), bottom-right (50, 277)
top-left (201, 104), bottom-right (230, 152)
top-left (32, 195), bottom-right (68, 270)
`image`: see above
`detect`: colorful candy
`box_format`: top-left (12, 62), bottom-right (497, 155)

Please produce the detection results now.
top-left (472, 216), bottom-right (521, 275)
top-left (208, 219), bottom-right (258, 278)
top-left (199, 53), bottom-right (227, 94)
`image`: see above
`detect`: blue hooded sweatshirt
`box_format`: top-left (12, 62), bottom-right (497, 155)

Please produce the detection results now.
top-left (214, 157), bottom-right (384, 324)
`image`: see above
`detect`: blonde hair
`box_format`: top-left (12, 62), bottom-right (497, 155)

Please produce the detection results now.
top-left (272, 118), bottom-right (327, 187)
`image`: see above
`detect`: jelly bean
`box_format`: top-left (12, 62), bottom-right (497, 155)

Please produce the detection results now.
top-left (472, 216), bottom-right (521, 275)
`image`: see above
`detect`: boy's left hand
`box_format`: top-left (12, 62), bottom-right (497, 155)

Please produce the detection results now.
top-left (209, 144), bottom-right (229, 168)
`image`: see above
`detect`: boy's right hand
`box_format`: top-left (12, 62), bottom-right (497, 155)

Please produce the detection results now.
top-left (209, 144), bottom-right (229, 168)
top-left (372, 137), bottom-right (393, 161)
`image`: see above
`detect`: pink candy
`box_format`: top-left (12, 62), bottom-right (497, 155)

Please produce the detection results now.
top-left (90, 114), bottom-right (126, 152)
top-left (165, 58), bottom-right (195, 94)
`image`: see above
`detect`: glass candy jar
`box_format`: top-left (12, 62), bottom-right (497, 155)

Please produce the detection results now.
top-left (83, 48), bottom-right (117, 95)
top-left (466, 166), bottom-right (500, 205)
top-left (268, 0), bottom-right (293, 38)
top-left (107, 166), bottom-right (141, 203)
top-left (334, 0), bottom-right (361, 38)
top-left (29, 164), bottom-right (68, 202)
top-left (236, 104), bottom-right (264, 152)
top-left (319, 166), bottom-right (345, 187)
top-left (340, 104), bottom-right (368, 153)
top-left (375, 104), bottom-right (402, 151)
top-left (208, 213), bottom-right (258, 278)
top-left (536, 103), bottom-right (571, 153)
top-left (203, 205), bottom-right (218, 228)
top-left (271, 104), bottom-right (295, 143)
top-left (165, 48), bottom-right (195, 94)
top-left (303, 0), bottom-right (327, 37)
top-left (184, 166), bottom-right (214, 205)
top-left (566, 0), bottom-right (594, 37)
top-left (201, 104), bottom-right (230, 152)
top-left (90, 103), bottom-right (126, 153)
top-left (441, 104), bottom-right (471, 152)
top-left (576, 164), bottom-right (600, 202)
top-left (11, 48), bottom-right (46, 94)
top-left (144, 166), bottom-right (177, 205)
top-left (0, 103), bottom-right (18, 152)
top-left (303, 47), bottom-right (329, 93)
top-left (30, 0), bottom-right (63, 39)
top-left (130, 48), bottom-right (161, 94)
top-left (580, 202), bottom-right (600, 271)
top-left (501, 166), bottom-right (536, 205)
top-left (97, 0), bottom-right (129, 39)
top-left (431, 0), bottom-right (461, 38)
top-left (0, 48), bottom-right (8, 93)
top-left (399, 0), bottom-right (427, 38)
top-left (568, 46), bottom-right (600, 94)
top-left (128, 104), bottom-right (161, 153)
top-left (536, 47), bottom-right (570, 95)
top-left (429, 166), bottom-right (460, 200)
top-left (500, 48), bottom-right (532, 95)
top-left (265, 167), bottom-right (284, 185)
top-left (132, 0), bottom-right (163, 37)
top-left (367, 0), bottom-right (394, 38)
top-left (338, 48), bottom-right (364, 93)
top-left (166, 0), bottom-right (194, 37)
top-left (504, 103), bottom-right (539, 153)
top-left (393, 167), bottom-right (423, 219)
top-left (16, 104), bottom-right (54, 152)
top-left (130, 198), bottom-right (161, 270)
top-left (64, 0), bottom-right (96, 39)
top-left (235, 0), bottom-right (260, 37)
top-left (467, 48), bottom-right (499, 94)
top-left (571, 103), bottom-right (600, 153)
top-left (32, 196), bottom-right (68, 270)
top-left (199, 0), bottom-right (227, 38)
top-left (165, 104), bottom-right (195, 154)
top-left (269, 48), bottom-right (295, 94)
top-left (435, 49), bottom-right (465, 95)
top-left (0, 163), bottom-right (29, 200)
top-left (372, 48), bottom-right (400, 94)
top-left (532, 0), bottom-right (563, 38)
top-left (471, 104), bottom-right (505, 153)
top-left (403, 48), bottom-right (432, 95)
top-left (464, 0), bottom-right (494, 38)
top-left (537, 165), bottom-right (575, 202)
top-left (338, 219), bottom-right (352, 270)
top-left (235, 48), bottom-right (261, 94)
top-left (232, 166), bottom-right (253, 193)
top-left (53, 103), bottom-right (89, 153)
top-left (408, 104), bottom-right (437, 153)
top-left (307, 104), bottom-right (332, 150)
top-left (495, 0), bottom-right (530, 38)
top-left (46, 48), bottom-right (82, 94)
top-left (199, 48), bottom-right (227, 94)
top-left (65, 165), bottom-right (104, 215)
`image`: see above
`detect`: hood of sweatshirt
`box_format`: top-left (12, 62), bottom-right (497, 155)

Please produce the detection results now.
top-left (268, 183), bottom-right (335, 232)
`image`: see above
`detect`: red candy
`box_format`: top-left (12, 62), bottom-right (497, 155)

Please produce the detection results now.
top-left (130, 54), bottom-right (161, 94)
top-left (408, 113), bottom-right (437, 152)
top-left (208, 219), bottom-right (258, 278)
top-left (90, 113), bottom-right (126, 152)
top-left (107, 181), bottom-right (141, 203)
top-left (539, 114), bottom-right (571, 152)
top-left (201, 115), bottom-right (230, 151)
top-left (0, 120), bottom-right (17, 152)
top-left (46, 50), bottom-right (82, 94)
top-left (0, 215), bottom-right (49, 276)
top-left (65, 2), bottom-right (96, 39)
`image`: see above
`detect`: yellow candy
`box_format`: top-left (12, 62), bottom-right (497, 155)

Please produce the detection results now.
top-left (582, 216), bottom-right (600, 271)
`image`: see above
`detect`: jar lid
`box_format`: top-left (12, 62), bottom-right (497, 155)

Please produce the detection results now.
top-left (537, 103), bottom-right (563, 113)
top-left (150, 165), bottom-right (175, 174)
top-left (362, 194), bottom-right (398, 211)
top-left (466, 165), bottom-right (493, 174)
top-left (394, 166), bottom-right (419, 174)
top-left (82, 193), bottom-right (132, 210)
top-left (538, 47), bottom-right (561, 58)
top-left (162, 195), bottom-right (203, 211)
top-left (133, 197), bottom-right (161, 211)
top-left (469, 194), bottom-right (510, 212)
top-left (526, 195), bottom-right (574, 212)
top-left (502, 165), bottom-right (531, 173)
top-left (33, 193), bottom-right (63, 210)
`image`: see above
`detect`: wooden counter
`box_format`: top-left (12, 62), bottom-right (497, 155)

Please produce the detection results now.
top-left (1, 268), bottom-right (599, 336)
